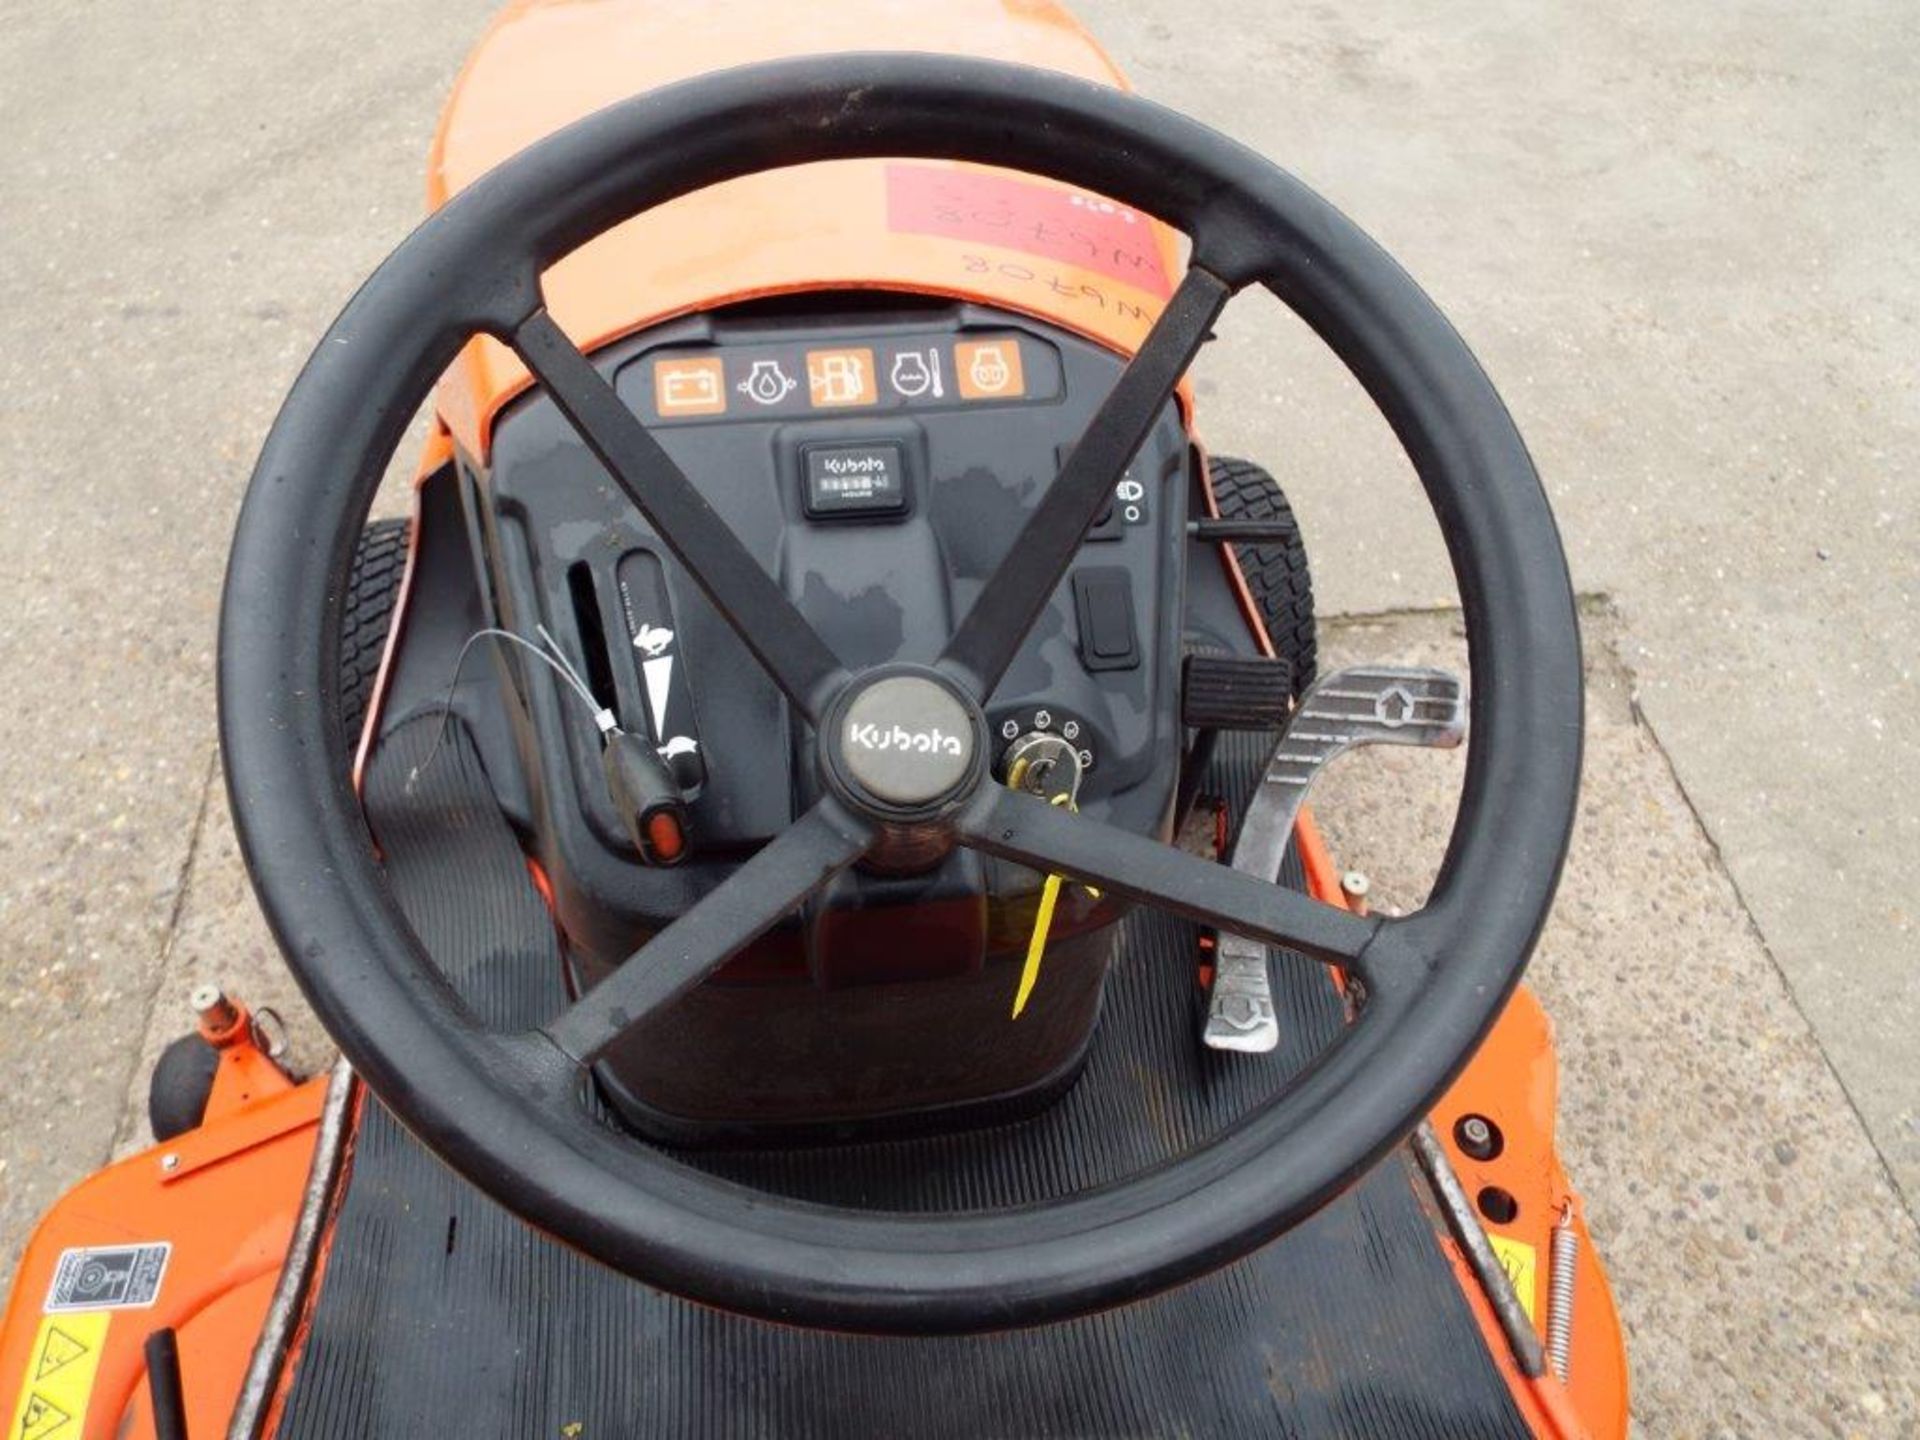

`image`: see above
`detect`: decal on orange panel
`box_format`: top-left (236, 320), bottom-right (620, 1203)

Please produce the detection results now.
top-left (886, 163), bottom-right (1174, 298)
top-left (653, 356), bottom-right (727, 417)
top-left (954, 338), bottom-right (1027, 400)
top-left (1487, 1234), bottom-right (1538, 1325)
top-left (805, 348), bottom-right (877, 408)
top-left (9, 1311), bottom-right (108, 1440)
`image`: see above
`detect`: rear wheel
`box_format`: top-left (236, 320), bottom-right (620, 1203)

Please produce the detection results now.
top-left (1209, 455), bottom-right (1315, 699)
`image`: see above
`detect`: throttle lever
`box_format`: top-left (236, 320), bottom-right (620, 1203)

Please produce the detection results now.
top-left (602, 728), bottom-right (690, 866)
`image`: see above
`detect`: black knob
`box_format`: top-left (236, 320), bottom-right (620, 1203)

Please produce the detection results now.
top-left (601, 729), bottom-right (691, 866)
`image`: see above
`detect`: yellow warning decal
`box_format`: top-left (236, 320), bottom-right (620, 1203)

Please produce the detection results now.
top-left (1488, 1234), bottom-right (1538, 1325)
top-left (9, 1310), bottom-right (108, 1440)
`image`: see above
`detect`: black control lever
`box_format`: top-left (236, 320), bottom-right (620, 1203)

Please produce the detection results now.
top-left (1187, 517), bottom-right (1304, 544)
top-left (145, 1328), bottom-right (190, 1440)
top-left (601, 728), bottom-right (690, 866)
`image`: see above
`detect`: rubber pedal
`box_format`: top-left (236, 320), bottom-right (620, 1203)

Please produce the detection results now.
top-left (1182, 653), bottom-right (1293, 729)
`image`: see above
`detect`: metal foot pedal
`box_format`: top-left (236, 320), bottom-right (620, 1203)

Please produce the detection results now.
top-left (1206, 931), bottom-right (1283, 1052)
top-left (1203, 665), bottom-right (1467, 1053)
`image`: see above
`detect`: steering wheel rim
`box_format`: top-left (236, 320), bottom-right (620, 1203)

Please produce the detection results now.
top-left (219, 53), bottom-right (1582, 1334)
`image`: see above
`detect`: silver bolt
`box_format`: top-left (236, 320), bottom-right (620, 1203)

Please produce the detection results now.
top-left (1462, 1116), bottom-right (1493, 1149)
top-left (1340, 870), bottom-right (1371, 916)
top-left (191, 983), bottom-right (238, 1030)
top-left (160, 1153), bottom-right (180, 1173)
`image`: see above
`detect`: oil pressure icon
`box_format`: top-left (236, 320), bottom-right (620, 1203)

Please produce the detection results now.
top-left (738, 359), bottom-right (798, 406)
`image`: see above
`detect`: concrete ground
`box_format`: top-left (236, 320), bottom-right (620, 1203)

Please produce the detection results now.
top-left (0, 2), bottom-right (1913, 1436)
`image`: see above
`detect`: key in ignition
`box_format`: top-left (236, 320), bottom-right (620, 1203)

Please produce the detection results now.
top-left (1001, 730), bottom-right (1085, 804)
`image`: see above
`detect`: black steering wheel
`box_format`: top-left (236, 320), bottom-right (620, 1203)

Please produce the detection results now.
top-left (220, 54), bottom-right (1582, 1335)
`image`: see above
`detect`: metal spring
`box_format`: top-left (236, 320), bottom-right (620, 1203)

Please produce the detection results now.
top-left (1546, 1205), bottom-right (1579, 1381)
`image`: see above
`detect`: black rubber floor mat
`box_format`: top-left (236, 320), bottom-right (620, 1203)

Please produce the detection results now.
top-left (273, 720), bottom-right (1532, 1439)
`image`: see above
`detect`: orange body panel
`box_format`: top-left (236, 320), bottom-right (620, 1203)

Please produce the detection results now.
top-left (429, 0), bottom-right (1185, 460)
top-left (1433, 985), bottom-right (1631, 1438)
top-left (0, 1065), bottom-right (324, 1439)
top-left (0, 979), bottom-right (1626, 1440)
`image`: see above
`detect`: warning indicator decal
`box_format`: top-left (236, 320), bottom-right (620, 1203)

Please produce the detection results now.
top-left (33, 1327), bottom-right (89, 1383)
top-left (43, 1243), bottom-right (169, 1313)
top-left (886, 164), bottom-right (1174, 298)
top-left (9, 1310), bottom-right (108, 1440)
top-left (1487, 1233), bottom-right (1538, 1325)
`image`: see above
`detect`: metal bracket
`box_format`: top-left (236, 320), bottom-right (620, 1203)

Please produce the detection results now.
top-left (1204, 666), bottom-right (1466, 1054)
top-left (227, 1061), bottom-right (355, 1440)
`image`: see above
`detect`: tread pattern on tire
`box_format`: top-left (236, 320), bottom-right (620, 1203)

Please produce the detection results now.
top-left (338, 517), bottom-right (410, 745)
top-left (1207, 455), bottom-right (1316, 699)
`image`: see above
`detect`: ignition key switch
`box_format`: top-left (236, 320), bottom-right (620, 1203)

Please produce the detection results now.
top-left (1000, 731), bottom-right (1085, 805)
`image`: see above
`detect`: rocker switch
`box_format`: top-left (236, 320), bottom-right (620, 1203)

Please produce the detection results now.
top-left (1072, 568), bottom-right (1139, 672)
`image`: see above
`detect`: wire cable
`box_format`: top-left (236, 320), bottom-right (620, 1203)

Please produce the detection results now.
top-left (407, 627), bottom-right (614, 791)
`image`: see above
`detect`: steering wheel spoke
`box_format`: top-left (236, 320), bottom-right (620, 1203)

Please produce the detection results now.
top-left (938, 266), bottom-right (1233, 698)
top-left (959, 785), bottom-right (1381, 979)
top-left (512, 309), bottom-right (849, 725)
top-left (542, 799), bottom-right (874, 1065)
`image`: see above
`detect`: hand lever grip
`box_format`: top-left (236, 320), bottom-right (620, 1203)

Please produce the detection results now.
top-left (601, 729), bottom-right (690, 866)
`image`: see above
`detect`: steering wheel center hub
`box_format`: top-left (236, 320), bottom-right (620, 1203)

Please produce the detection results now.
top-left (831, 670), bottom-right (981, 812)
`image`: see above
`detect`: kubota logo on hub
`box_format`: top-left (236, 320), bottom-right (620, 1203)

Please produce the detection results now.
top-left (847, 721), bottom-right (965, 757)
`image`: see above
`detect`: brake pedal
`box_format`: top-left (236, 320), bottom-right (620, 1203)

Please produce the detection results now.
top-left (1205, 932), bottom-right (1281, 1052)
top-left (1203, 665), bottom-right (1466, 1054)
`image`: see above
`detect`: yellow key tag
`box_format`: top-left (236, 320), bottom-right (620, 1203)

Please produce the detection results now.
top-left (1011, 793), bottom-right (1097, 1018)
top-left (1013, 871), bottom-right (1065, 1019)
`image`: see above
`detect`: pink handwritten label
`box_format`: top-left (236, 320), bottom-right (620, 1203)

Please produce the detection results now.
top-left (886, 163), bottom-right (1174, 299)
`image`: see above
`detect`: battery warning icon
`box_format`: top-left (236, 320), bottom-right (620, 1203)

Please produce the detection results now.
top-left (654, 356), bottom-right (726, 417)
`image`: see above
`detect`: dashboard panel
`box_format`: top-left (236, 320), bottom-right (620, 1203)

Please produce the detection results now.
top-left (456, 295), bottom-right (1197, 1135)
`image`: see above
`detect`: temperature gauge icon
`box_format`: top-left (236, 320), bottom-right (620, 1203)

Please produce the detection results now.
top-left (889, 348), bottom-right (944, 400)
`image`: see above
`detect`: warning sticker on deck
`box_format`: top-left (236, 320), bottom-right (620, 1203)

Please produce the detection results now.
top-left (1488, 1234), bottom-right (1538, 1324)
top-left (43, 1242), bottom-right (169, 1313)
top-left (8, 1310), bottom-right (109, 1439)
